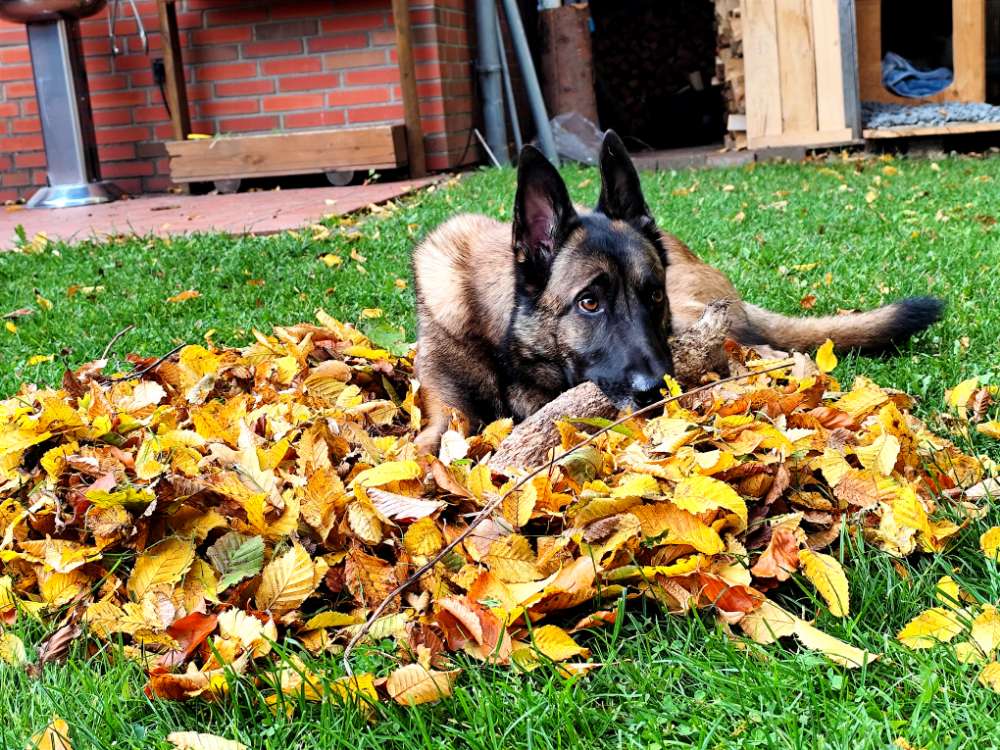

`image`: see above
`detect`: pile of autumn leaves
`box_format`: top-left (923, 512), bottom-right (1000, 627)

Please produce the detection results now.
top-left (2, 310), bottom-right (1000, 731)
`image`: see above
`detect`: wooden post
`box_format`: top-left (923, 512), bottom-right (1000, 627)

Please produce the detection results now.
top-left (391, 0), bottom-right (427, 177)
top-left (156, 0), bottom-right (191, 142)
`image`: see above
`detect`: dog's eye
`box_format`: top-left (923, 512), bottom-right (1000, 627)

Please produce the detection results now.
top-left (578, 296), bottom-right (602, 314)
top-left (651, 289), bottom-right (665, 304)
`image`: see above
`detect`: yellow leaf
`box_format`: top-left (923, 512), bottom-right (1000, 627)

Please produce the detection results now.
top-left (28, 716), bottom-right (73, 750)
top-left (403, 517), bottom-right (444, 557)
top-left (27, 354), bottom-right (54, 366)
top-left (320, 253), bottom-right (342, 267)
top-left (741, 600), bottom-right (877, 667)
top-left (531, 624), bottom-right (590, 662)
top-left (352, 460), bottom-right (422, 490)
top-left (979, 662), bottom-right (1000, 693)
top-left (166, 732), bottom-right (249, 750)
top-left (672, 475), bottom-right (747, 529)
top-left (798, 549), bottom-right (850, 617)
top-left (816, 339), bottom-right (837, 373)
top-left (976, 421), bottom-right (1000, 440)
top-left (254, 544), bottom-right (320, 615)
top-left (303, 611), bottom-right (363, 630)
top-left (385, 664), bottom-right (461, 705)
top-left (166, 289), bottom-right (201, 304)
top-left (611, 473), bottom-right (660, 499)
top-left (854, 432), bottom-right (900, 476)
top-left (127, 538), bottom-right (196, 601)
top-left (945, 377), bottom-right (979, 416)
top-left (971, 605), bottom-right (1000, 656)
top-left (981, 527), bottom-right (1000, 561)
top-left (0, 632), bottom-right (26, 666)
top-left (897, 607), bottom-right (965, 649)
top-left (5, 321), bottom-right (16, 334)
top-left (935, 576), bottom-right (964, 610)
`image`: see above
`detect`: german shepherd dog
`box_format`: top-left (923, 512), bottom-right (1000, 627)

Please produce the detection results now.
top-left (412, 131), bottom-right (943, 452)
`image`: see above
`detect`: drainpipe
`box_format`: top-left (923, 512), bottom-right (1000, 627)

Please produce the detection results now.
top-left (498, 0), bottom-right (559, 165)
top-left (475, 0), bottom-right (510, 165)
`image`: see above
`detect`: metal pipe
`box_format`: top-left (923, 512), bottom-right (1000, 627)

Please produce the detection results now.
top-left (498, 0), bottom-right (559, 165)
top-left (495, 10), bottom-right (522, 153)
top-left (475, 0), bottom-right (510, 165)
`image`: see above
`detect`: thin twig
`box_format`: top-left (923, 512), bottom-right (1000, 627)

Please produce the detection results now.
top-left (99, 342), bottom-right (186, 384)
top-left (342, 360), bottom-right (795, 675)
top-left (100, 324), bottom-right (135, 362)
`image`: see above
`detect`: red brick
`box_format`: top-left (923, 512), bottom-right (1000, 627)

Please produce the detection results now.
top-left (204, 7), bottom-right (268, 25)
top-left (218, 115), bottom-right (281, 133)
top-left (371, 30), bottom-right (398, 46)
top-left (95, 126), bottom-right (152, 145)
top-left (322, 49), bottom-right (387, 70)
top-left (263, 94), bottom-right (325, 112)
top-left (92, 90), bottom-right (148, 109)
top-left (0, 102), bottom-right (17, 117)
top-left (130, 71), bottom-right (156, 87)
top-left (255, 20), bottom-right (318, 41)
top-left (307, 33), bottom-right (369, 53)
top-left (215, 79), bottom-right (275, 97)
top-left (113, 54), bottom-right (154, 72)
top-left (0, 46), bottom-right (29, 64)
top-left (0, 64), bottom-right (31, 82)
top-left (197, 62), bottom-right (257, 82)
top-left (327, 87), bottom-right (391, 107)
top-left (134, 105), bottom-right (170, 123)
top-left (283, 110), bottom-right (347, 129)
top-left (320, 13), bottom-right (389, 34)
top-left (278, 74), bottom-right (340, 92)
top-left (21, 99), bottom-right (37, 116)
top-left (243, 40), bottom-right (303, 58)
top-left (102, 160), bottom-right (156, 178)
top-left (2, 171), bottom-right (31, 188)
top-left (344, 68), bottom-right (399, 86)
top-left (4, 80), bottom-right (35, 98)
top-left (0, 155), bottom-right (11, 171)
top-left (347, 103), bottom-right (404, 124)
top-left (390, 45), bottom-right (440, 63)
top-left (97, 143), bottom-right (137, 161)
top-left (197, 99), bottom-right (260, 117)
top-left (0, 190), bottom-right (19, 203)
top-left (14, 151), bottom-right (46, 169)
top-left (93, 109), bottom-right (134, 127)
top-left (11, 117), bottom-right (42, 135)
top-left (186, 45), bottom-right (241, 64)
top-left (261, 57), bottom-right (322, 76)
top-left (0, 134), bottom-right (43, 151)
top-left (191, 26), bottom-right (253, 45)
top-left (81, 37), bottom-right (113, 56)
top-left (89, 73), bottom-right (130, 91)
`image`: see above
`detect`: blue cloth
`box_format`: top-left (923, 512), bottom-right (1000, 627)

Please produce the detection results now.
top-left (881, 51), bottom-right (953, 98)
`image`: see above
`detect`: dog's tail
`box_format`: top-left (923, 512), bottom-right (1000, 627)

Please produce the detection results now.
top-left (736, 296), bottom-right (944, 353)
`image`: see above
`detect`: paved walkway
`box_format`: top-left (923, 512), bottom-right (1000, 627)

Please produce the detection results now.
top-left (1, 178), bottom-right (438, 249)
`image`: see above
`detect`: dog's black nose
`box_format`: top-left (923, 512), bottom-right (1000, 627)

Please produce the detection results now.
top-left (631, 382), bottom-right (663, 409)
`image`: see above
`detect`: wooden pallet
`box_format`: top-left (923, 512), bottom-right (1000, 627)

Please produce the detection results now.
top-left (863, 121), bottom-right (1000, 139)
top-left (164, 126), bottom-right (408, 184)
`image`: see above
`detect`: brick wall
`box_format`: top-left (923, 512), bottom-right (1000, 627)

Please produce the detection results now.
top-left (0, 0), bottom-right (477, 202)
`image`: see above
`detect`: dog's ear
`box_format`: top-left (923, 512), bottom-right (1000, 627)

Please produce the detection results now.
top-left (512, 145), bottom-right (578, 298)
top-left (596, 130), bottom-right (651, 222)
top-left (596, 130), bottom-right (666, 263)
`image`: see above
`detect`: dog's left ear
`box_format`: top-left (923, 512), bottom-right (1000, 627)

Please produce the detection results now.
top-left (596, 130), bottom-right (666, 262)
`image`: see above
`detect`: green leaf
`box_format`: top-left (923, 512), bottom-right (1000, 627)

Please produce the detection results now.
top-left (207, 532), bottom-right (264, 591)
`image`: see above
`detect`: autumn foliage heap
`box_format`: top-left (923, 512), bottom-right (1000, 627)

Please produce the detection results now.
top-left (0, 311), bottom-right (996, 708)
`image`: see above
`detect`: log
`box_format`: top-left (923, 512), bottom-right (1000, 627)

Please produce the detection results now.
top-left (489, 382), bottom-right (616, 471)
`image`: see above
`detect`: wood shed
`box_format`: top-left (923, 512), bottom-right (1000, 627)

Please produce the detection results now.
top-left (721, 0), bottom-right (1000, 149)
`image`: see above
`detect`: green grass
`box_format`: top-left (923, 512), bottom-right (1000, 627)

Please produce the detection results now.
top-left (3, 154), bottom-right (1000, 749)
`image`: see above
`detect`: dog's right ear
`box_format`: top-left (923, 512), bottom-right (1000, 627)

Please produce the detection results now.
top-left (512, 146), bottom-right (577, 298)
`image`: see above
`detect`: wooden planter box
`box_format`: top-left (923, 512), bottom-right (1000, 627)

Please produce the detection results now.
top-left (164, 125), bottom-right (408, 184)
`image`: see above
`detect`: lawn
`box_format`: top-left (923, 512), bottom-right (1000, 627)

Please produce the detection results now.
top-left (2, 153), bottom-right (1000, 749)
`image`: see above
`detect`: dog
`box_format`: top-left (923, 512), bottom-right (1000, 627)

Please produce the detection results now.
top-left (411, 131), bottom-right (943, 452)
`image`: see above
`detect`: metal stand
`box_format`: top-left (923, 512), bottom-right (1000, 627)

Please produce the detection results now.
top-left (25, 18), bottom-right (120, 209)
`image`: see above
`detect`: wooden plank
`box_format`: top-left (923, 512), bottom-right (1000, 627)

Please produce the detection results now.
top-left (951, 0), bottom-right (986, 102)
top-left (156, 0), bottom-right (191, 142)
top-left (855, 0), bottom-right (884, 102)
top-left (838, 0), bottom-right (861, 138)
top-left (742, 0), bottom-right (782, 139)
top-left (390, 0), bottom-right (427, 178)
top-left (748, 127), bottom-right (855, 149)
top-left (776, 0), bottom-right (818, 133)
top-left (863, 121), bottom-right (1000, 139)
top-left (165, 126), bottom-right (408, 183)
top-left (811, 0), bottom-right (845, 132)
